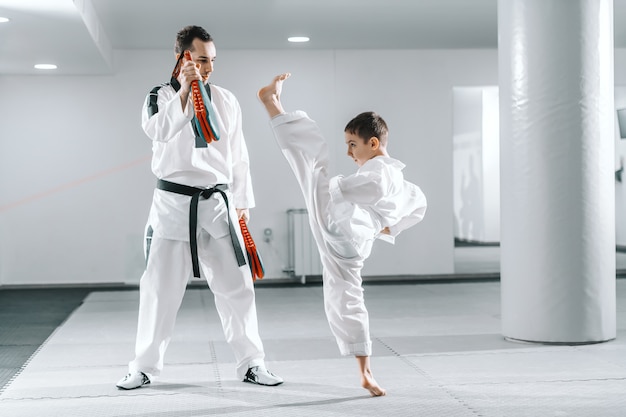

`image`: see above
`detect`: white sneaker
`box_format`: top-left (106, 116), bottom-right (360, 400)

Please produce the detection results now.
top-left (243, 366), bottom-right (284, 386)
top-left (116, 371), bottom-right (150, 390)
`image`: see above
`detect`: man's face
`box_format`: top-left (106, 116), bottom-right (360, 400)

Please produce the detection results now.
top-left (189, 38), bottom-right (216, 83)
top-left (345, 132), bottom-right (377, 167)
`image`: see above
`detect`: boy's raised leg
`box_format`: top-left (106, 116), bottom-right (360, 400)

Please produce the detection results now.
top-left (257, 73), bottom-right (291, 117)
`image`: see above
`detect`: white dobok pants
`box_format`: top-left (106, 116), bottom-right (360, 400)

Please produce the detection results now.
top-left (271, 111), bottom-right (372, 356)
top-left (128, 222), bottom-right (266, 380)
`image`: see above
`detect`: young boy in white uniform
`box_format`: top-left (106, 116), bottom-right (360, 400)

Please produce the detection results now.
top-left (116, 26), bottom-right (282, 390)
top-left (257, 73), bottom-right (427, 396)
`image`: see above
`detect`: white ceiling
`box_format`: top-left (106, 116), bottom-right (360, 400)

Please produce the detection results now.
top-left (1, 0), bottom-right (626, 75)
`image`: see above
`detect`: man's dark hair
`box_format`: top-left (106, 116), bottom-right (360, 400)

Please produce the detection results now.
top-left (344, 111), bottom-right (389, 146)
top-left (175, 25), bottom-right (213, 53)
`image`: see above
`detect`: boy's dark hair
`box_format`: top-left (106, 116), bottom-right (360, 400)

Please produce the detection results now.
top-left (344, 111), bottom-right (388, 146)
top-left (175, 25), bottom-right (213, 53)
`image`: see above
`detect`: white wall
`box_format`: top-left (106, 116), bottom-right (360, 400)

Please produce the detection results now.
top-left (0, 48), bottom-right (498, 286)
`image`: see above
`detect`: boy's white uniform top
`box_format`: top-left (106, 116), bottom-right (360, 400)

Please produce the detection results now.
top-left (329, 156), bottom-right (427, 258)
top-left (142, 83), bottom-right (255, 241)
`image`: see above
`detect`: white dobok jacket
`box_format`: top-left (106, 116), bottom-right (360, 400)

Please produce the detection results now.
top-left (141, 83), bottom-right (255, 242)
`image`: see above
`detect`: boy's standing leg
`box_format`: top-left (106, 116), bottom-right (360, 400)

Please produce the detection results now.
top-left (320, 250), bottom-right (384, 396)
top-left (258, 74), bottom-right (385, 396)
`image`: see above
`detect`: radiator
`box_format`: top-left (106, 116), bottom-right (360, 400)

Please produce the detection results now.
top-left (286, 209), bottom-right (322, 283)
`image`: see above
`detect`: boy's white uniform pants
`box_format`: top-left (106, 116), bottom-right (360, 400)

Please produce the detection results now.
top-left (270, 111), bottom-right (372, 356)
top-left (128, 223), bottom-right (266, 380)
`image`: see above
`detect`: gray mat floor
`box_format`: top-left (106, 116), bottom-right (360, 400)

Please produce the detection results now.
top-left (1, 279), bottom-right (626, 416)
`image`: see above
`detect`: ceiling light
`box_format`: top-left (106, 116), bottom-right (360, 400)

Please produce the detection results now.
top-left (0, 17), bottom-right (10, 23)
top-left (34, 64), bottom-right (58, 70)
top-left (288, 36), bottom-right (310, 43)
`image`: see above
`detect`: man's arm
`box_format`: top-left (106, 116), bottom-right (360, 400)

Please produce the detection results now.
top-left (141, 57), bottom-right (204, 142)
top-left (228, 93), bottom-right (255, 218)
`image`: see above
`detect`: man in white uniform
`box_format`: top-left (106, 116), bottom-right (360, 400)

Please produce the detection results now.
top-left (116, 25), bottom-right (282, 390)
top-left (258, 73), bottom-right (427, 396)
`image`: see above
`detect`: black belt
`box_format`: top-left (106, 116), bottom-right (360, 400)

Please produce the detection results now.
top-left (156, 179), bottom-right (246, 278)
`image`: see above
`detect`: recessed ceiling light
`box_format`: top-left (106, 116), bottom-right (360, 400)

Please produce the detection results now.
top-left (0, 17), bottom-right (10, 23)
top-left (288, 36), bottom-right (310, 43)
top-left (34, 64), bottom-right (58, 70)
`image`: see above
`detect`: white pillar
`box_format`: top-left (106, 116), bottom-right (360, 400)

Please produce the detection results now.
top-left (498, 0), bottom-right (616, 343)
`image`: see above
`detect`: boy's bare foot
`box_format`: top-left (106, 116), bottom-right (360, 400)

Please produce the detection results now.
top-left (257, 73), bottom-right (291, 117)
top-left (356, 355), bottom-right (386, 397)
top-left (361, 368), bottom-right (387, 397)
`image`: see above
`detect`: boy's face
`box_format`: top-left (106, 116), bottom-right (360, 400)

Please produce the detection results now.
top-left (345, 132), bottom-right (378, 167)
top-left (189, 38), bottom-right (216, 83)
